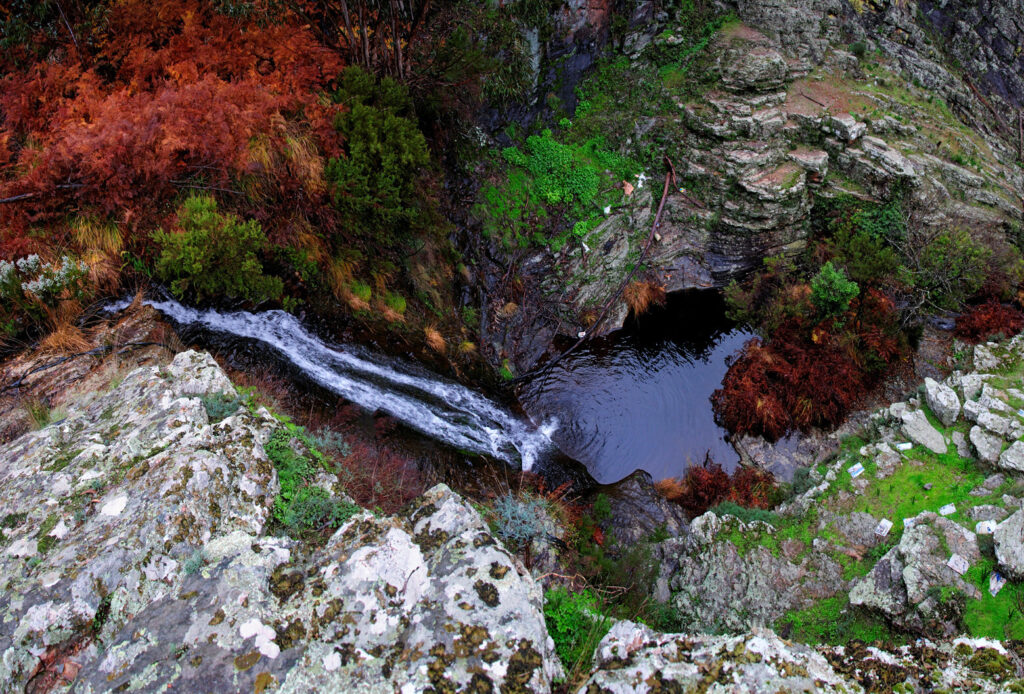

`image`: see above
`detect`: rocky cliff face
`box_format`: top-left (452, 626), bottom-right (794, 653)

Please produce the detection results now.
top-left (485, 0), bottom-right (1024, 372)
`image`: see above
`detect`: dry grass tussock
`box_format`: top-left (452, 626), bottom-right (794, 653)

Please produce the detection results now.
top-left (424, 326), bottom-right (446, 353)
top-left (38, 301), bottom-right (90, 355)
top-left (623, 280), bottom-right (666, 317)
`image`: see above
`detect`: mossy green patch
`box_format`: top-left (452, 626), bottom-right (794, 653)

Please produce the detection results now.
top-left (777, 596), bottom-right (900, 646)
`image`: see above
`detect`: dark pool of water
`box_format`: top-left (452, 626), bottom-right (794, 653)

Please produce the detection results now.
top-left (518, 290), bottom-right (754, 485)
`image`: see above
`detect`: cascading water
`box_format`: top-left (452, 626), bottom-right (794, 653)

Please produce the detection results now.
top-left (106, 298), bottom-right (557, 469)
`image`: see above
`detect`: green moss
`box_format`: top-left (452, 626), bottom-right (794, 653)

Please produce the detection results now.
top-left (35, 513), bottom-right (59, 555)
top-left (384, 291), bottom-right (407, 315)
top-left (967, 648), bottom-right (1014, 677)
top-left (777, 596), bottom-right (899, 645)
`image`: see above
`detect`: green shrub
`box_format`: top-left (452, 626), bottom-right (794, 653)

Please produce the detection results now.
top-left (327, 67), bottom-right (431, 248)
top-left (152, 194), bottom-right (283, 302)
top-left (543, 588), bottom-right (610, 678)
top-left (849, 41), bottom-right (867, 59)
top-left (903, 227), bottom-right (991, 310)
top-left (281, 486), bottom-right (359, 532)
top-left (811, 261), bottom-right (859, 318)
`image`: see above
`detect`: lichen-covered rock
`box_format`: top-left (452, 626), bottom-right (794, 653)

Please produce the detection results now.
top-left (0, 351), bottom-right (562, 692)
top-left (970, 425), bottom-right (1004, 465)
top-left (849, 513), bottom-right (981, 637)
top-left (660, 512), bottom-right (843, 633)
top-left (999, 441), bottom-right (1024, 475)
top-left (0, 350), bottom-right (279, 687)
top-left (924, 377), bottom-right (960, 427)
top-left (994, 510), bottom-right (1024, 581)
top-left (581, 621), bottom-right (852, 693)
top-left (900, 409), bottom-right (947, 455)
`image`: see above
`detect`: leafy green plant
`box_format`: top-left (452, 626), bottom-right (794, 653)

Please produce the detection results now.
top-left (543, 588), bottom-right (610, 680)
top-left (152, 194), bottom-right (282, 302)
top-left (475, 129), bottom-right (637, 251)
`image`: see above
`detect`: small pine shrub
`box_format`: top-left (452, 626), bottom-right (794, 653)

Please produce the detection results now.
top-left (200, 392), bottom-right (241, 423)
top-left (152, 194), bottom-right (283, 303)
top-left (811, 261), bottom-right (859, 318)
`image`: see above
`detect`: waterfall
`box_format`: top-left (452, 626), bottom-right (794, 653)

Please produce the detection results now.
top-left (107, 298), bottom-right (556, 469)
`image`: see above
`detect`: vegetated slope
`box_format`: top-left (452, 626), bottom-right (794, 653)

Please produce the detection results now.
top-left (0, 1), bottom-right (543, 374)
top-left (472, 1), bottom-right (1024, 391)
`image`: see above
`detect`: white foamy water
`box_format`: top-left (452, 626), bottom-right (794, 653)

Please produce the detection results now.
top-left (106, 298), bottom-right (556, 469)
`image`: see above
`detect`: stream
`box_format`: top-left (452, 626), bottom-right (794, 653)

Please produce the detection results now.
top-left (111, 290), bottom-right (750, 486)
top-left (107, 298), bottom-right (558, 471)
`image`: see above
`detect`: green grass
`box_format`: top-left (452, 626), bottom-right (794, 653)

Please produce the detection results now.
top-left (963, 556), bottom-right (1024, 639)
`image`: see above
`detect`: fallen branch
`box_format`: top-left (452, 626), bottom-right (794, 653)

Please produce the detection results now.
top-left (964, 77), bottom-right (1013, 138)
top-left (799, 91), bottom-right (828, 108)
top-left (0, 193), bottom-right (36, 204)
top-left (512, 157), bottom-right (677, 383)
